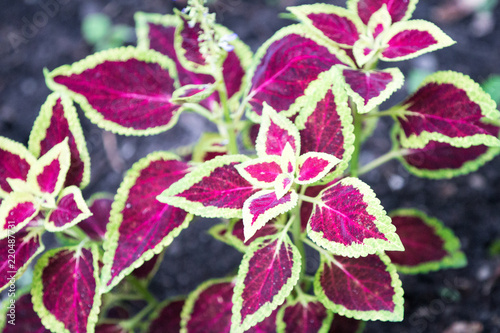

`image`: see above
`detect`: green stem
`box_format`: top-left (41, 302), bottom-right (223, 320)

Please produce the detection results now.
top-left (292, 187), bottom-right (307, 283)
top-left (127, 276), bottom-right (157, 305)
top-left (184, 103), bottom-right (216, 121)
top-left (357, 148), bottom-right (411, 176)
top-left (121, 302), bottom-right (157, 330)
top-left (350, 103), bottom-right (362, 177)
top-left (216, 74), bottom-right (239, 154)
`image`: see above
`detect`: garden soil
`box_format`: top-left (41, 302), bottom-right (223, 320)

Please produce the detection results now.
top-left (0, 0), bottom-right (499, 332)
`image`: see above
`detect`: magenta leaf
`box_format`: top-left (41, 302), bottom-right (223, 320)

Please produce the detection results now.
top-left (0, 193), bottom-right (39, 239)
top-left (175, 16), bottom-right (207, 70)
top-left (300, 184), bottom-right (327, 232)
top-left (231, 235), bottom-right (301, 332)
top-left (393, 124), bottom-right (500, 178)
top-left (348, 0), bottom-right (418, 25)
top-left (235, 156), bottom-right (282, 187)
top-left (395, 71), bottom-right (500, 149)
top-left (386, 209), bottom-right (466, 274)
top-left (158, 155), bottom-right (259, 219)
top-left (242, 190), bottom-right (298, 241)
top-left (341, 67), bottom-right (404, 114)
top-left (131, 252), bottom-right (163, 280)
top-left (181, 278), bottom-right (235, 333)
top-left (314, 253), bottom-right (404, 321)
top-left (276, 296), bottom-right (333, 333)
top-left (45, 47), bottom-right (183, 136)
top-left (28, 139), bottom-right (71, 197)
top-left (0, 293), bottom-right (50, 333)
top-left (32, 245), bottom-right (101, 333)
top-left (148, 298), bottom-right (184, 333)
top-left (328, 315), bottom-right (366, 332)
top-left (102, 152), bottom-right (192, 292)
top-left (296, 152), bottom-right (340, 185)
top-left (227, 219), bottom-right (280, 252)
top-left (78, 194), bottom-right (113, 241)
top-left (45, 186), bottom-right (92, 232)
top-left (307, 177), bottom-right (403, 257)
top-left (0, 137), bottom-right (36, 197)
top-left (295, 71), bottom-right (354, 179)
top-left (0, 228), bottom-right (44, 292)
top-left (246, 307), bottom-right (280, 333)
top-left (288, 4), bottom-right (363, 47)
top-left (28, 93), bottom-right (90, 189)
top-left (256, 104), bottom-right (301, 157)
top-left (135, 13), bottom-right (251, 104)
top-left (380, 21), bottom-right (455, 61)
top-left (246, 25), bottom-right (351, 120)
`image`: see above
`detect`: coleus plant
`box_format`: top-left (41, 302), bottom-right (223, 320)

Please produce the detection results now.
top-left (0, 0), bottom-right (498, 332)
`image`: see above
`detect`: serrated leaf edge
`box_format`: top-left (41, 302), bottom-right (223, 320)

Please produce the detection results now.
top-left (391, 124), bottom-right (500, 179)
top-left (28, 93), bottom-right (91, 189)
top-left (388, 208), bottom-right (467, 274)
top-left (307, 177), bottom-right (404, 258)
top-left (286, 3), bottom-right (364, 48)
top-left (180, 276), bottom-right (235, 333)
top-left (294, 68), bottom-right (355, 180)
top-left (397, 71), bottom-right (500, 149)
top-left (314, 252), bottom-right (404, 322)
top-left (31, 244), bottom-right (102, 333)
top-left (45, 185), bottom-right (92, 232)
top-left (100, 151), bottom-right (193, 293)
top-left (231, 235), bottom-right (302, 332)
top-left (275, 295), bottom-right (334, 333)
top-left (157, 154), bottom-right (254, 219)
top-left (44, 46), bottom-right (182, 136)
top-left (380, 20), bottom-right (455, 62)
top-left (342, 67), bottom-right (404, 114)
top-left (245, 24), bottom-right (355, 122)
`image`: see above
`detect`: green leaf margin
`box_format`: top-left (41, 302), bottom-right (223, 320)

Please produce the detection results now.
top-left (396, 71), bottom-right (500, 149)
top-left (307, 177), bottom-right (404, 258)
top-left (286, 4), bottom-right (364, 48)
top-left (45, 185), bottom-right (92, 232)
top-left (346, 0), bottom-right (419, 23)
top-left (244, 24), bottom-right (355, 122)
top-left (180, 276), bottom-right (235, 333)
top-left (275, 294), bottom-right (333, 333)
top-left (44, 46), bottom-right (182, 136)
top-left (388, 208), bottom-right (467, 274)
top-left (231, 234), bottom-right (302, 332)
top-left (295, 68), bottom-right (355, 181)
top-left (391, 124), bottom-right (500, 179)
top-left (135, 12), bottom-right (253, 108)
top-left (31, 244), bottom-right (102, 333)
top-left (0, 229), bottom-right (45, 293)
top-left (157, 154), bottom-right (253, 219)
top-left (314, 252), bottom-right (404, 322)
top-left (146, 296), bottom-right (185, 332)
top-left (342, 67), bottom-right (404, 114)
top-left (28, 92), bottom-right (91, 189)
top-left (101, 151), bottom-right (193, 293)
top-left (379, 20), bottom-right (455, 62)
top-left (0, 137), bottom-right (36, 198)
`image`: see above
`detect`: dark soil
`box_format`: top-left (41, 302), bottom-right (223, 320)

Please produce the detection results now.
top-left (1, 0), bottom-right (499, 332)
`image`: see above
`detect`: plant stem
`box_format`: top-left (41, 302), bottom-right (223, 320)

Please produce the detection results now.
top-left (127, 276), bottom-right (157, 305)
top-left (350, 102), bottom-right (362, 177)
top-left (121, 302), bottom-right (157, 330)
top-left (357, 148), bottom-right (412, 176)
top-left (291, 198), bottom-right (306, 282)
top-left (220, 88), bottom-right (239, 155)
